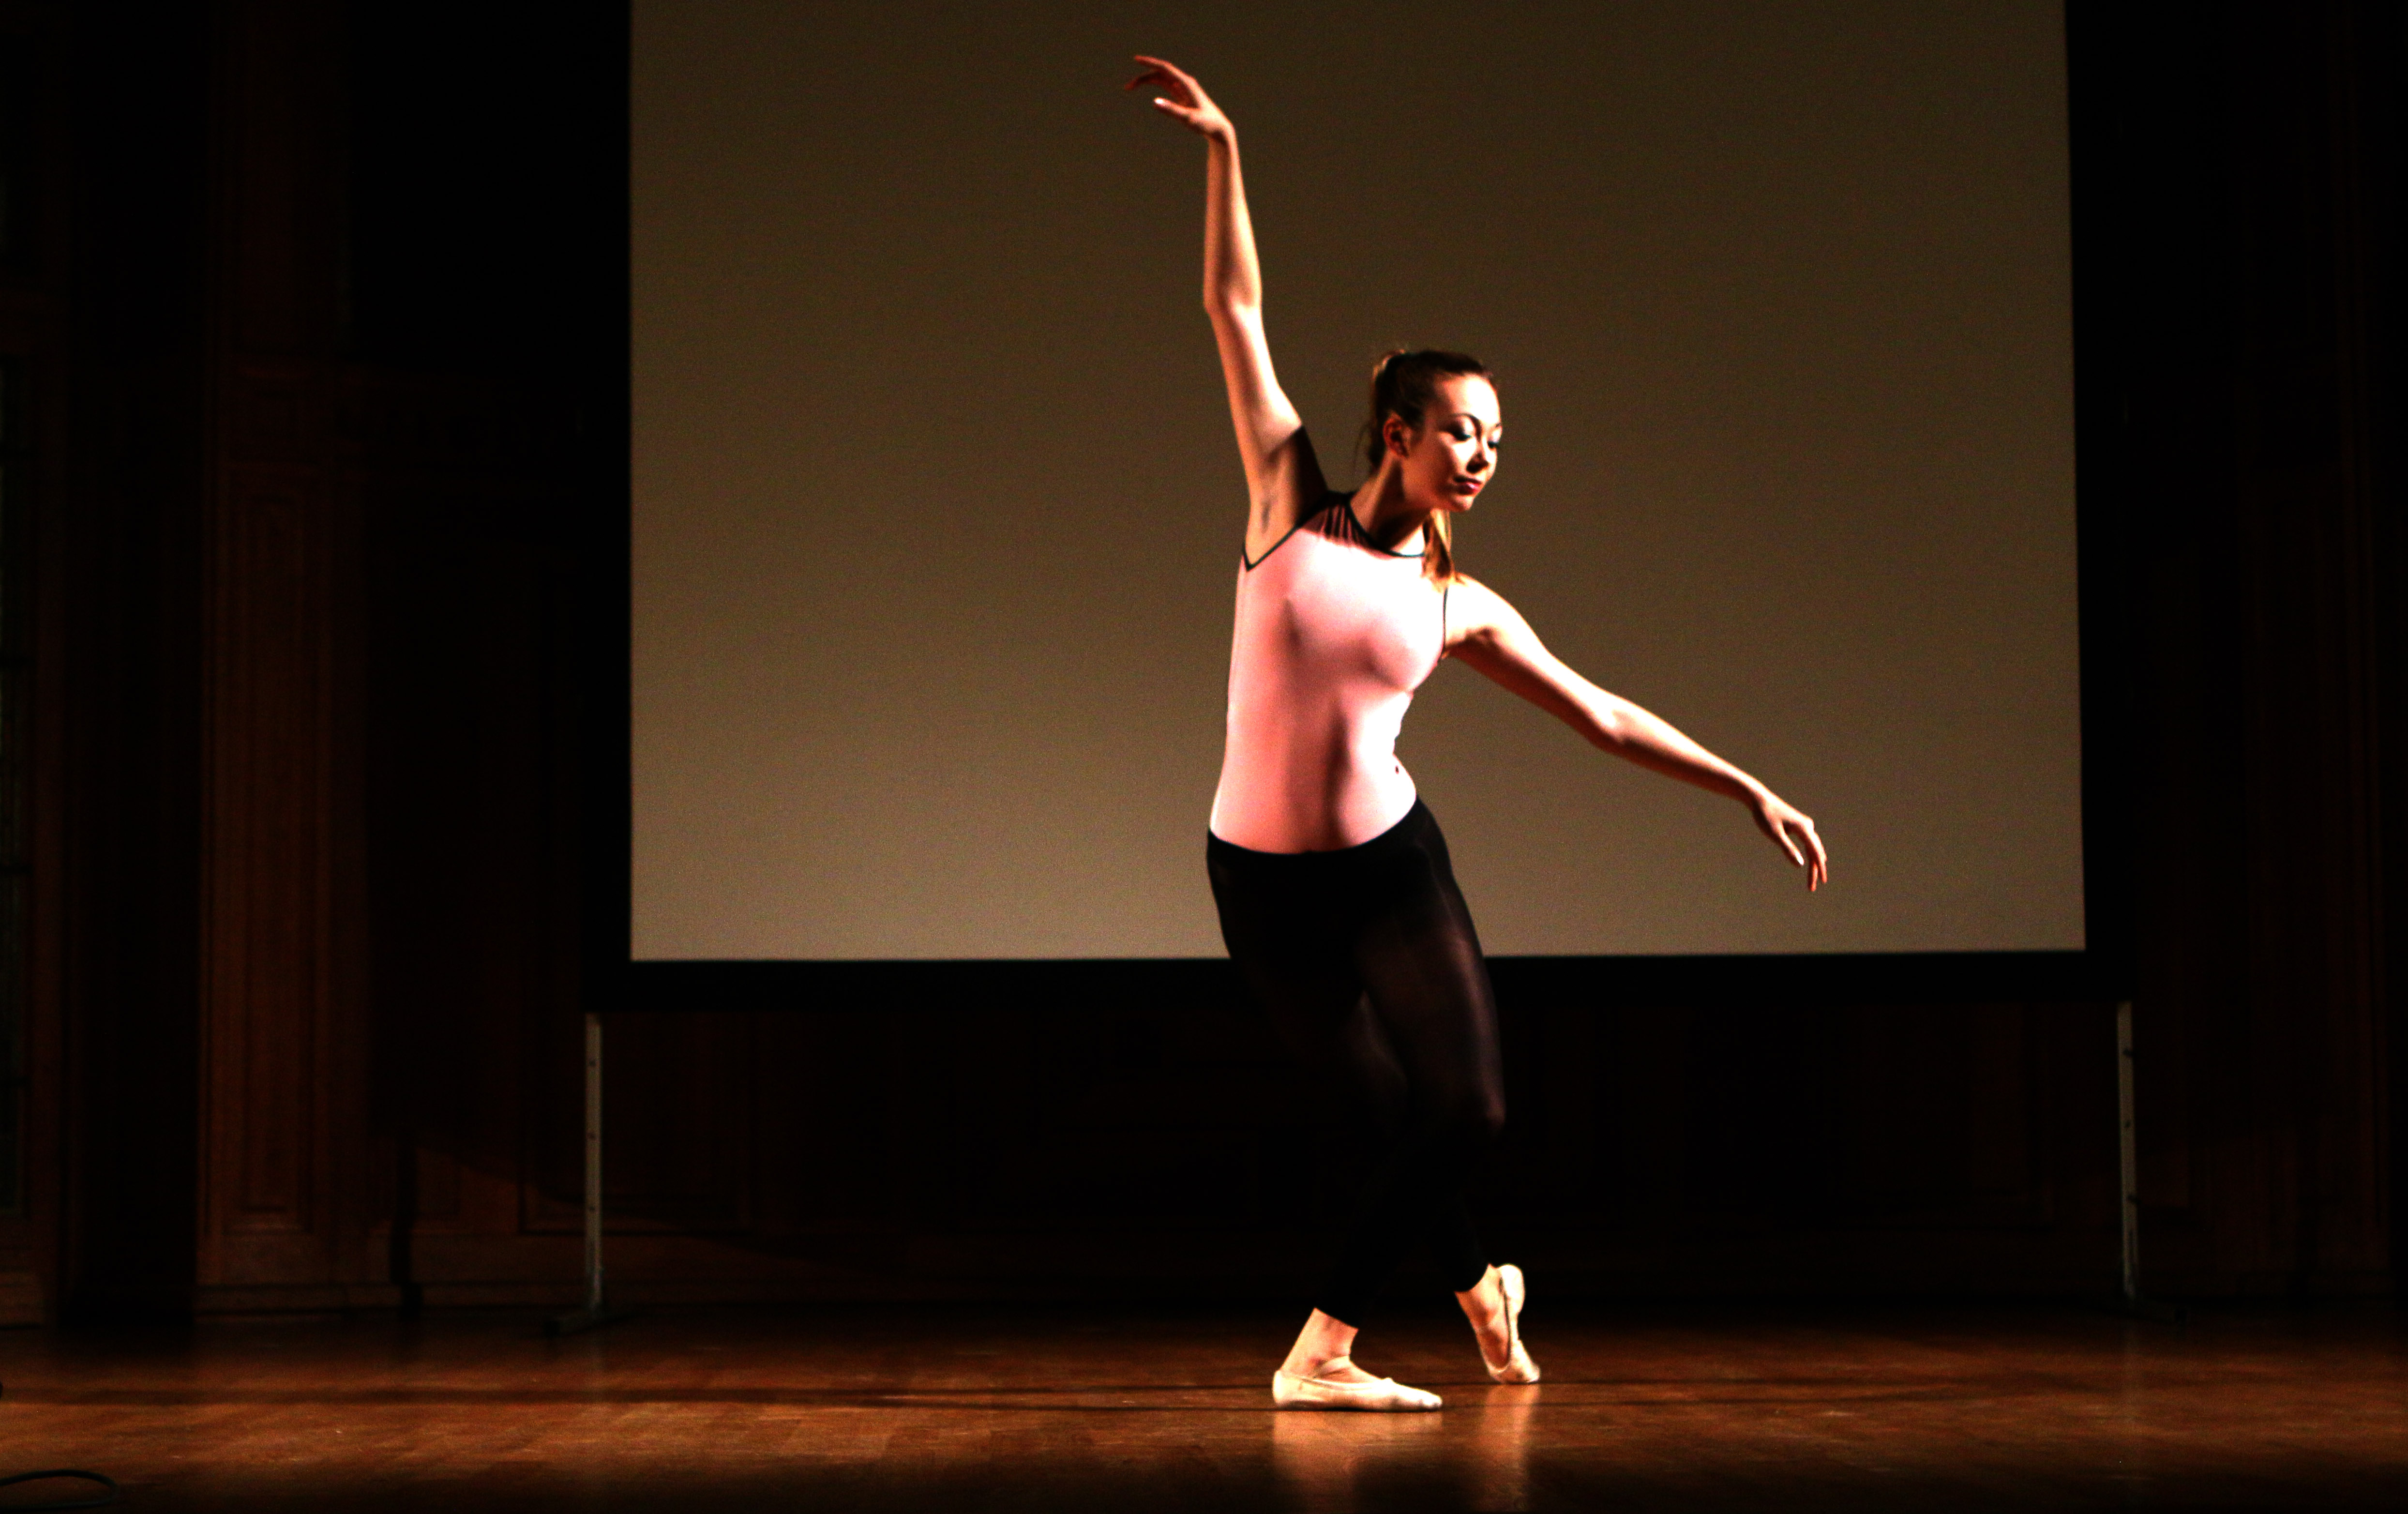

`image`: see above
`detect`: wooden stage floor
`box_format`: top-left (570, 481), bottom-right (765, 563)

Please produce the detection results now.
top-left (0, 1301), bottom-right (2402, 1511)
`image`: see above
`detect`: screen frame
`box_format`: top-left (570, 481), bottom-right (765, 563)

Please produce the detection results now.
top-left (594, 0), bottom-right (2136, 1012)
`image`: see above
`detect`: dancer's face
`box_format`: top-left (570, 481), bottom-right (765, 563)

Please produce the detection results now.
top-left (1387, 376), bottom-right (1501, 514)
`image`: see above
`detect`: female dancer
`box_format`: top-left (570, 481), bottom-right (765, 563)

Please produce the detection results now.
top-left (1130, 57), bottom-right (1828, 1411)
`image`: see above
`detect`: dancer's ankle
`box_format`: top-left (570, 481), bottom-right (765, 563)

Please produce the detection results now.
top-left (1457, 1267), bottom-right (1511, 1357)
top-left (1285, 1308), bottom-right (1362, 1379)
top-left (1455, 1264), bottom-right (1503, 1311)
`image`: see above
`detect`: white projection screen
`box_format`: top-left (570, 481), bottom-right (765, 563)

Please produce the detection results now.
top-left (632, 0), bottom-right (2082, 962)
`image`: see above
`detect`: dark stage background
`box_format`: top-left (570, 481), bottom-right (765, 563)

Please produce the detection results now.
top-left (0, 0), bottom-right (2398, 1318)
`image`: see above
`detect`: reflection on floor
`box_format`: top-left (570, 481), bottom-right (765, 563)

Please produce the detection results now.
top-left (0, 1300), bottom-right (2403, 1510)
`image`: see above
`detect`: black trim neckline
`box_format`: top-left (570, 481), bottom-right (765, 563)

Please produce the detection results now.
top-left (1241, 490), bottom-right (1426, 570)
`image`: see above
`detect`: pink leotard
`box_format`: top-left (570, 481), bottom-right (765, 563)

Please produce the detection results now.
top-left (1209, 492), bottom-right (1449, 853)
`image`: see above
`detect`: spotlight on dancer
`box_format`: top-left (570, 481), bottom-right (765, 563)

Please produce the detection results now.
top-left (1129, 54), bottom-right (1829, 1412)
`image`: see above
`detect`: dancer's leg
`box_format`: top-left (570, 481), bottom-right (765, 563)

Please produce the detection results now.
top-left (1345, 811), bottom-right (1535, 1377)
top-left (1209, 841), bottom-right (1398, 1381)
top-left (1316, 812), bottom-right (1506, 1319)
top-left (1219, 964), bottom-right (1416, 1344)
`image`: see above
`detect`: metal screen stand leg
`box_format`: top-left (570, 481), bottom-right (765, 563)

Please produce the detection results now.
top-left (2115, 1000), bottom-right (2183, 1324)
top-left (547, 1012), bottom-right (635, 1336)
top-left (2118, 999), bottom-right (2141, 1302)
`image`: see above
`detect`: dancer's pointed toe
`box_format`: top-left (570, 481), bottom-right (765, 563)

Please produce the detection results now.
top-left (1486, 1342), bottom-right (1541, 1385)
top-left (1482, 1263), bottom-right (1542, 1385)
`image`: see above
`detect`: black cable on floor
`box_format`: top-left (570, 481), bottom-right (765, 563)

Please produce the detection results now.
top-left (0, 1469), bottom-right (118, 1510)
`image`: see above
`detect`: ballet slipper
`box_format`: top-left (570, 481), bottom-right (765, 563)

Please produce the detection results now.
top-left (1480, 1264), bottom-right (1541, 1385)
top-left (1271, 1356), bottom-right (1442, 1411)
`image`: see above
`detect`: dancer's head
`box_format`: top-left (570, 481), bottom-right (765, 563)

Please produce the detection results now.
top-left (1361, 348), bottom-right (1498, 582)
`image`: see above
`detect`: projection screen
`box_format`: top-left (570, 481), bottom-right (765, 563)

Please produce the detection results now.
top-left (632, 0), bottom-right (2082, 962)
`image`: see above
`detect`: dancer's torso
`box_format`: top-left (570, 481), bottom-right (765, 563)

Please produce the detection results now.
top-left (1210, 492), bottom-right (1448, 853)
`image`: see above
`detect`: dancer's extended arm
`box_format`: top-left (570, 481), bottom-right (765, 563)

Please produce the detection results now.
top-left (1129, 56), bottom-right (1327, 559)
top-left (1446, 576), bottom-right (1829, 890)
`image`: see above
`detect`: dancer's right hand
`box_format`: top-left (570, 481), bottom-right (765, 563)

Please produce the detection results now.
top-left (1126, 56), bottom-right (1233, 142)
top-left (1750, 789), bottom-right (1828, 892)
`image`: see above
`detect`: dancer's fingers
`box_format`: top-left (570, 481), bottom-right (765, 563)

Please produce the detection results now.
top-left (1806, 827), bottom-right (1829, 891)
top-left (1127, 57), bottom-right (1192, 96)
top-left (1131, 55), bottom-right (1212, 111)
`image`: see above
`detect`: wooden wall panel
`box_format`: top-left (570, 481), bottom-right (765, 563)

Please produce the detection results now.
top-left (205, 471), bottom-right (331, 1242)
top-left (53, 0), bottom-right (214, 1317)
top-left (0, 0), bottom-right (74, 1324)
top-left (185, 0), bottom-right (376, 1308)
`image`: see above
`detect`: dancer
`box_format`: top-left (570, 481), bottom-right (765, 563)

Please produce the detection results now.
top-left (1130, 57), bottom-right (1827, 1412)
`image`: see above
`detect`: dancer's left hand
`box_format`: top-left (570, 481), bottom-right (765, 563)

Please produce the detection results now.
top-left (1126, 56), bottom-right (1233, 142)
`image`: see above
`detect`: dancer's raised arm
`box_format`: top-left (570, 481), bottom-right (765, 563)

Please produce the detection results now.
top-left (1445, 577), bottom-right (1829, 890)
top-left (1129, 57), bottom-right (1328, 559)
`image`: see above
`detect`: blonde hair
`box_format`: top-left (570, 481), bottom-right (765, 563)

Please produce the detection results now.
top-left (1360, 348), bottom-right (1492, 584)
